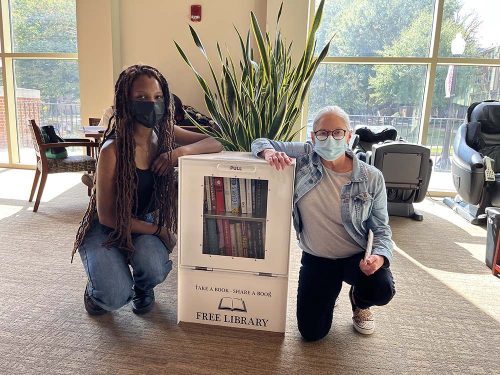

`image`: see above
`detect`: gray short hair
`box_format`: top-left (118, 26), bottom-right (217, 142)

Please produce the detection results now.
top-left (313, 106), bottom-right (351, 130)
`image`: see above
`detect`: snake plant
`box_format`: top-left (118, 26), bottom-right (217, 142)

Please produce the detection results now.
top-left (175, 0), bottom-right (330, 151)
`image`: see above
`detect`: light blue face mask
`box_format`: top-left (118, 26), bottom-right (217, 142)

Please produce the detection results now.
top-left (314, 135), bottom-right (348, 161)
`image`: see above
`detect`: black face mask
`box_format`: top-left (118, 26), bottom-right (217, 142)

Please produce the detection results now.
top-left (129, 100), bottom-right (165, 128)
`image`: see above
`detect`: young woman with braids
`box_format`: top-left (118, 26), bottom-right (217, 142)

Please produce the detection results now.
top-left (73, 65), bottom-right (222, 315)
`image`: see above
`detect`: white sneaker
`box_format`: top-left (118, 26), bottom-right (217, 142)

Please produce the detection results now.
top-left (349, 286), bottom-right (374, 335)
top-left (352, 307), bottom-right (375, 335)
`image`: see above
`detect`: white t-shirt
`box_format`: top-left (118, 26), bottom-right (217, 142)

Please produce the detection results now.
top-left (297, 167), bottom-right (364, 259)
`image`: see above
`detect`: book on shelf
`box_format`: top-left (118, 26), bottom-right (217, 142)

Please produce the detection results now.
top-left (203, 176), bottom-right (208, 213)
top-left (204, 176), bottom-right (212, 213)
top-left (202, 218), bottom-right (208, 252)
top-left (230, 222), bottom-right (237, 257)
top-left (259, 180), bottom-right (268, 217)
top-left (251, 179), bottom-right (256, 214)
top-left (230, 178), bottom-right (241, 214)
top-left (216, 219), bottom-right (225, 251)
top-left (245, 179), bottom-right (252, 215)
top-left (255, 222), bottom-right (264, 259)
top-left (241, 221), bottom-right (249, 258)
top-left (222, 219), bottom-right (232, 256)
top-left (239, 178), bottom-right (247, 214)
top-left (223, 177), bottom-right (231, 214)
top-left (235, 222), bottom-right (243, 257)
top-left (218, 297), bottom-right (247, 312)
top-left (201, 176), bottom-right (269, 259)
top-left (209, 176), bottom-right (217, 212)
top-left (246, 221), bottom-right (254, 258)
top-left (205, 218), bottom-right (219, 255)
top-left (254, 180), bottom-right (262, 216)
top-left (213, 177), bottom-right (225, 214)
top-left (203, 177), bottom-right (270, 218)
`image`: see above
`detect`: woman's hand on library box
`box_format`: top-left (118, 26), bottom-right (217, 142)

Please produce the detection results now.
top-left (261, 149), bottom-right (292, 171)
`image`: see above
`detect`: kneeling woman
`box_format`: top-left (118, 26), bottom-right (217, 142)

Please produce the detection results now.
top-left (72, 64), bottom-right (222, 315)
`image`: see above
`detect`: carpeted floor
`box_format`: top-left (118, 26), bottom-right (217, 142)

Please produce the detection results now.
top-left (0, 169), bottom-right (499, 374)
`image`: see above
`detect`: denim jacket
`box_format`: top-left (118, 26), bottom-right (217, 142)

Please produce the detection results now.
top-left (251, 138), bottom-right (393, 266)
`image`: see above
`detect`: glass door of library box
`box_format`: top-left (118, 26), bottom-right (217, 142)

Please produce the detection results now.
top-left (178, 152), bottom-right (295, 276)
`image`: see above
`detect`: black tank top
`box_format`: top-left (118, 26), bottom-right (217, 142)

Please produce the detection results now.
top-left (133, 168), bottom-right (155, 216)
top-left (102, 132), bottom-right (156, 216)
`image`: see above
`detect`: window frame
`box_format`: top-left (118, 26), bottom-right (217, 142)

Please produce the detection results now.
top-left (0, 0), bottom-right (78, 169)
top-left (306, 0), bottom-right (500, 195)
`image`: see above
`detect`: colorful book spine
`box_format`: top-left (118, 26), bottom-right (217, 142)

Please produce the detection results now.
top-left (213, 177), bottom-right (225, 214)
top-left (202, 218), bottom-right (208, 254)
top-left (245, 179), bottom-right (252, 215)
top-left (223, 177), bottom-right (232, 213)
top-left (230, 222), bottom-right (237, 257)
top-left (235, 222), bottom-right (243, 258)
top-left (216, 219), bottom-right (225, 251)
top-left (230, 178), bottom-right (241, 214)
top-left (255, 222), bottom-right (264, 259)
top-left (241, 221), bottom-right (249, 258)
top-left (251, 180), bottom-right (256, 214)
top-left (204, 176), bottom-right (211, 213)
top-left (205, 218), bottom-right (219, 255)
top-left (239, 178), bottom-right (247, 214)
top-left (222, 219), bottom-right (232, 256)
top-left (209, 176), bottom-right (217, 212)
top-left (246, 222), bottom-right (254, 258)
top-left (260, 180), bottom-right (268, 217)
top-left (254, 180), bottom-right (262, 216)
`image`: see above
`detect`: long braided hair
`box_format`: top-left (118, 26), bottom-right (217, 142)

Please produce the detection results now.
top-left (72, 65), bottom-right (177, 261)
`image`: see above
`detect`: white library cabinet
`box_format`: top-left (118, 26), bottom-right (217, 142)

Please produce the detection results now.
top-left (177, 152), bottom-right (295, 332)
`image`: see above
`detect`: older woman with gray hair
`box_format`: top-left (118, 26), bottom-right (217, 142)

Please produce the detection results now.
top-left (251, 105), bottom-right (395, 341)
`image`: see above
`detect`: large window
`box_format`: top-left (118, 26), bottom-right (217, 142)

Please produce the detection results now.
top-left (308, 0), bottom-right (500, 192)
top-left (0, 66), bottom-right (6, 163)
top-left (0, 0), bottom-right (79, 167)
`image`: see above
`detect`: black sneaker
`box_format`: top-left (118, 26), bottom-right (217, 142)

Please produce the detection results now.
top-left (132, 286), bottom-right (155, 315)
top-left (84, 284), bottom-right (107, 316)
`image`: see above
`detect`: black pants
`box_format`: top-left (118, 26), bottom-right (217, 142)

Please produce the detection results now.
top-left (297, 251), bottom-right (395, 341)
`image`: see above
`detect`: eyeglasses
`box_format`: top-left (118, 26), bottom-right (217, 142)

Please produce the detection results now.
top-left (314, 129), bottom-right (347, 141)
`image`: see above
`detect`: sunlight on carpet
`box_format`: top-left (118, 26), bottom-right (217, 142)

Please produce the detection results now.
top-left (393, 242), bottom-right (500, 323)
top-left (0, 204), bottom-right (23, 220)
top-left (0, 169), bottom-right (83, 202)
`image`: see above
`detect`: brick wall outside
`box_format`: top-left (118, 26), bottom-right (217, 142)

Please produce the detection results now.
top-left (0, 96), bottom-right (42, 150)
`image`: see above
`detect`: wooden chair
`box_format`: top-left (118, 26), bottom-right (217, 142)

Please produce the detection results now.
top-left (89, 117), bottom-right (101, 126)
top-left (28, 119), bottom-right (99, 212)
top-left (87, 117), bottom-right (103, 158)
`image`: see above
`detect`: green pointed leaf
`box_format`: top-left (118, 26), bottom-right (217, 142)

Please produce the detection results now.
top-left (277, 2), bottom-right (283, 24)
top-left (175, 0), bottom-right (329, 151)
top-left (269, 98), bottom-right (287, 138)
top-left (216, 42), bottom-right (224, 63)
top-left (250, 11), bottom-right (271, 81)
top-left (189, 25), bottom-right (207, 57)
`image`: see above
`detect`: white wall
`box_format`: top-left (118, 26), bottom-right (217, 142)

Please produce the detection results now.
top-left (266, 0), bottom-right (310, 64)
top-left (76, 0), bottom-right (116, 125)
top-left (119, 0), bottom-right (266, 112)
top-left (77, 0), bottom-right (310, 124)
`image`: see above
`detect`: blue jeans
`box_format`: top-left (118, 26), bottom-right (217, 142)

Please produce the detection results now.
top-left (79, 218), bottom-right (172, 311)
